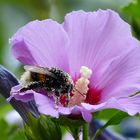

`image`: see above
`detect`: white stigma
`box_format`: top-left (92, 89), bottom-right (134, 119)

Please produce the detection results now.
top-left (80, 66), bottom-right (92, 79)
top-left (69, 66), bottom-right (92, 106)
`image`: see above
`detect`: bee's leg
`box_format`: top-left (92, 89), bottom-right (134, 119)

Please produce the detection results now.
top-left (19, 87), bottom-right (30, 92)
top-left (19, 81), bottom-right (44, 92)
top-left (66, 85), bottom-right (73, 106)
top-left (54, 96), bottom-right (60, 109)
top-left (54, 90), bottom-right (60, 109)
top-left (66, 92), bottom-right (70, 106)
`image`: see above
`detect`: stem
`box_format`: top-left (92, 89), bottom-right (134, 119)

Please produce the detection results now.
top-left (73, 128), bottom-right (80, 140)
top-left (83, 123), bottom-right (89, 140)
top-left (69, 126), bottom-right (80, 140)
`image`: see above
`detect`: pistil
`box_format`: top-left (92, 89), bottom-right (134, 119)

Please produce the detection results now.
top-left (69, 66), bottom-right (92, 106)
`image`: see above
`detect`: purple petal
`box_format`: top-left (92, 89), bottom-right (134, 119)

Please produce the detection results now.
top-left (70, 106), bottom-right (92, 122)
top-left (14, 92), bottom-right (34, 102)
top-left (116, 95), bottom-right (140, 115)
top-left (34, 93), bottom-right (59, 118)
top-left (98, 47), bottom-right (140, 102)
top-left (34, 93), bottom-right (72, 117)
top-left (80, 108), bottom-right (92, 123)
top-left (63, 9), bottom-right (139, 79)
top-left (8, 85), bottom-right (34, 102)
top-left (81, 98), bottom-right (124, 113)
top-left (70, 105), bottom-right (82, 115)
top-left (58, 106), bottom-right (71, 115)
top-left (10, 38), bottom-right (37, 65)
top-left (10, 19), bottom-right (70, 72)
top-left (82, 95), bottom-right (140, 116)
top-left (81, 102), bottom-right (107, 111)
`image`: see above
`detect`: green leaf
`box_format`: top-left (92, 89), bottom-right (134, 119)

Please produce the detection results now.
top-left (25, 114), bottom-right (62, 140)
top-left (93, 111), bottom-right (129, 140)
top-left (25, 125), bottom-right (36, 140)
top-left (53, 115), bottom-right (85, 127)
top-left (0, 103), bottom-right (13, 119)
top-left (0, 118), bottom-right (26, 140)
top-left (94, 109), bottom-right (119, 120)
top-left (122, 0), bottom-right (140, 40)
top-left (25, 127), bottom-right (33, 140)
top-left (53, 116), bottom-right (85, 140)
top-left (12, 129), bottom-right (27, 140)
top-left (122, 0), bottom-right (140, 18)
top-left (38, 116), bottom-right (62, 140)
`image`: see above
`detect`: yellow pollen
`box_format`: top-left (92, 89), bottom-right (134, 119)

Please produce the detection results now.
top-left (69, 66), bottom-right (92, 106)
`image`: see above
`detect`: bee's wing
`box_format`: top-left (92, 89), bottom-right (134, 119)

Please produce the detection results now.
top-left (24, 65), bottom-right (56, 78)
top-left (24, 65), bottom-right (48, 74)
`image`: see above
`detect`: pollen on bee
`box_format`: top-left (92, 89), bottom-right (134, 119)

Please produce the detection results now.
top-left (68, 66), bottom-right (92, 106)
top-left (20, 71), bottom-right (31, 87)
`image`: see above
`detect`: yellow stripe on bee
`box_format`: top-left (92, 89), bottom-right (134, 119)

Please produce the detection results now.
top-left (38, 74), bottom-right (46, 81)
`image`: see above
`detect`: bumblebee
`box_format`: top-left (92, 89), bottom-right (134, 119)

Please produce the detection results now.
top-left (20, 65), bottom-right (74, 106)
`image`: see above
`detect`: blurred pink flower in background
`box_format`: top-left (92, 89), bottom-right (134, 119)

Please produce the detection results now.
top-left (9, 9), bottom-right (140, 122)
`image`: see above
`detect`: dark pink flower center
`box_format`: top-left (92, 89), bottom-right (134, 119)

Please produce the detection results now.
top-left (85, 87), bottom-right (102, 104)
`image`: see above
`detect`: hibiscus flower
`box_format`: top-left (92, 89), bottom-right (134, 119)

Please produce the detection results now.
top-left (8, 10), bottom-right (140, 122)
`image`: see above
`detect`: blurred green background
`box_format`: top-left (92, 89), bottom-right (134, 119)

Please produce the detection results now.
top-left (1, 0), bottom-right (140, 139)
